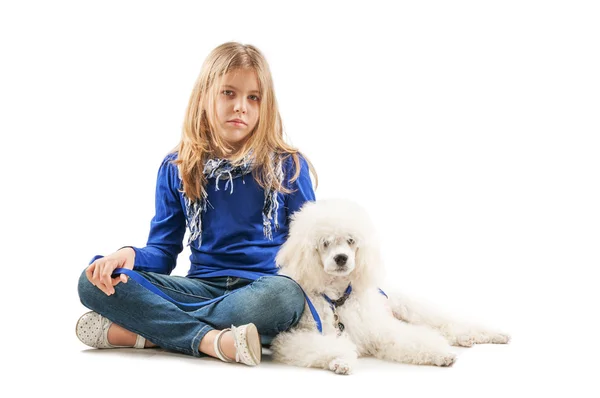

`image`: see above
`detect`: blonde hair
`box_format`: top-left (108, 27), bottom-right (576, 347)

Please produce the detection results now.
top-left (172, 42), bottom-right (318, 202)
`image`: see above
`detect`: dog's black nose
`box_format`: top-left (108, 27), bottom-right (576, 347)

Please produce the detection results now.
top-left (334, 254), bottom-right (348, 266)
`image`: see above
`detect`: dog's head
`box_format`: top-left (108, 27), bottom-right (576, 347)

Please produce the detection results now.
top-left (276, 199), bottom-right (384, 293)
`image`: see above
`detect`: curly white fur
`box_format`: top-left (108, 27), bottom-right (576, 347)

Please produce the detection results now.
top-left (271, 199), bottom-right (510, 375)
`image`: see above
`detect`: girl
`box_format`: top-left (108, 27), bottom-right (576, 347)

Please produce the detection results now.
top-left (76, 42), bottom-right (317, 366)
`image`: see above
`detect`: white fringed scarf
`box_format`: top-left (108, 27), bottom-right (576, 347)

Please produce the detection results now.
top-left (179, 152), bottom-right (284, 246)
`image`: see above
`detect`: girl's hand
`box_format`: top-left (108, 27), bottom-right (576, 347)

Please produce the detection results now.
top-left (86, 247), bottom-right (135, 296)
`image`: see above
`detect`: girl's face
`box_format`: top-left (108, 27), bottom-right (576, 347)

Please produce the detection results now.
top-left (212, 69), bottom-right (261, 152)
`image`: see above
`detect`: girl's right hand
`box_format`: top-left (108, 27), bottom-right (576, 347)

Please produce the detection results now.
top-left (86, 247), bottom-right (135, 296)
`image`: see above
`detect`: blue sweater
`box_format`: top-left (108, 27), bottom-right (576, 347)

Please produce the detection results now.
top-left (130, 152), bottom-right (315, 280)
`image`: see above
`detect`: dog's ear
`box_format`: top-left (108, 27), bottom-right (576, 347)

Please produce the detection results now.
top-left (276, 227), bottom-right (323, 293)
top-left (275, 232), bottom-right (302, 272)
top-left (351, 236), bottom-right (385, 291)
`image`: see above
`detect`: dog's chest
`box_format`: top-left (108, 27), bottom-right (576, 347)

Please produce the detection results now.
top-left (302, 295), bottom-right (360, 337)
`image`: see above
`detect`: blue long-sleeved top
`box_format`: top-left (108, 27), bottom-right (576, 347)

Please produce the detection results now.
top-left (130, 152), bottom-right (315, 280)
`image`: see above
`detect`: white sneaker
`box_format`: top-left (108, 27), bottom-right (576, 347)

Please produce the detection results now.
top-left (76, 311), bottom-right (146, 349)
top-left (213, 323), bottom-right (262, 366)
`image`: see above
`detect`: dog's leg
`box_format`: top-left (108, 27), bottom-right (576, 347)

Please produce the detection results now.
top-left (386, 290), bottom-right (511, 347)
top-left (270, 330), bottom-right (358, 375)
top-left (370, 320), bottom-right (457, 366)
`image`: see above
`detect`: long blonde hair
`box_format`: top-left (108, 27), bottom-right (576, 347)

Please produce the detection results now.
top-left (172, 42), bottom-right (317, 202)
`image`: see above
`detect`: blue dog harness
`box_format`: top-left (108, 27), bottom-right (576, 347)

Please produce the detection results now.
top-left (303, 285), bottom-right (388, 334)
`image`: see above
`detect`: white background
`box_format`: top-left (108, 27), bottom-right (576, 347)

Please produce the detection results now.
top-left (1, 0), bottom-right (598, 396)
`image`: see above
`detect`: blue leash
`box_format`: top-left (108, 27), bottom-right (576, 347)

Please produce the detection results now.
top-left (89, 255), bottom-right (234, 309)
top-left (88, 254), bottom-right (387, 333)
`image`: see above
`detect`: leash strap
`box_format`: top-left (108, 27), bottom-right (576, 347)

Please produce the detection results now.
top-left (89, 255), bottom-right (236, 310)
top-left (88, 255), bottom-right (323, 316)
top-left (88, 254), bottom-right (387, 329)
top-left (114, 268), bottom-right (233, 309)
top-left (303, 293), bottom-right (323, 333)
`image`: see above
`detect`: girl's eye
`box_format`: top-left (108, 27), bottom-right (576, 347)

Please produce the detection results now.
top-left (347, 238), bottom-right (355, 245)
top-left (222, 91), bottom-right (260, 101)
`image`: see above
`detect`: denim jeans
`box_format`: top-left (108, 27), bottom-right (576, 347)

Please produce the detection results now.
top-left (77, 269), bottom-right (305, 357)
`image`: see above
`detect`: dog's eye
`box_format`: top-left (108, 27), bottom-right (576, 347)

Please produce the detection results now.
top-left (347, 238), bottom-right (355, 245)
top-left (323, 241), bottom-right (329, 248)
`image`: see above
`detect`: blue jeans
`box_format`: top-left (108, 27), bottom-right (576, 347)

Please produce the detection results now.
top-left (77, 270), bottom-right (305, 357)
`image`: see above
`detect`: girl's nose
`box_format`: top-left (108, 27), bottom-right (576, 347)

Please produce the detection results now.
top-left (234, 100), bottom-right (247, 114)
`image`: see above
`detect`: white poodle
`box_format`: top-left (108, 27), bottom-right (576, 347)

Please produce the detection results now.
top-left (271, 199), bottom-right (510, 375)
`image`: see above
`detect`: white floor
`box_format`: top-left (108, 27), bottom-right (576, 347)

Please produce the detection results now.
top-left (8, 241), bottom-right (598, 397)
top-left (11, 300), bottom-right (594, 398)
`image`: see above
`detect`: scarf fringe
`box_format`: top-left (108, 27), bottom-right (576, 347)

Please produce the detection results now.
top-left (179, 152), bottom-right (283, 246)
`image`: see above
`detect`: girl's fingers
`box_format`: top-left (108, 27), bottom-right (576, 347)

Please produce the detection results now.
top-left (86, 263), bottom-right (96, 285)
top-left (87, 256), bottom-right (128, 295)
top-left (93, 262), bottom-right (110, 295)
top-left (92, 263), bottom-right (104, 291)
top-left (111, 274), bottom-right (128, 286)
top-left (102, 265), bottom-right (115, 295)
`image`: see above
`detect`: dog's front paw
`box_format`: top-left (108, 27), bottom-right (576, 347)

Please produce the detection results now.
top-left (466, 329), bottom-right (511, 345)
top-left (328, 358), bottom-right (353, 375)
top-left (431, 352), bottom-right (457, 367)
top-left (487, 331), bottom-right (511, 344)
top-left (455, 334), bottom-right (475, 347)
